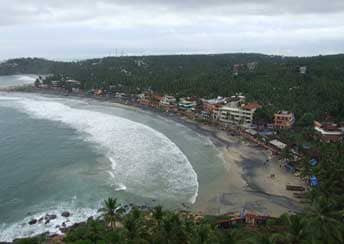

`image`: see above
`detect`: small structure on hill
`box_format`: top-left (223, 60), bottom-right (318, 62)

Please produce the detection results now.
top-left (314, 121), bottom-right (343, 143)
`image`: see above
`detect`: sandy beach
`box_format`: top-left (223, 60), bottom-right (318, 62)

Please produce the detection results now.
top-left (6, 88), bottom-right (306, 217)
top-left (191, 126), bottom-right (305, 217)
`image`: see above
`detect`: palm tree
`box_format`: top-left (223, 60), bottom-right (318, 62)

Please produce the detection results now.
top-left (152, 206), bottom-right (164, 228)
top-left (100, 197), bottom-right (120, 230)
top-left (124, 208), bottom-right (149, 242)
top-left (302, 196), bottom-right (344, 243)
top-left (271, 214), bottom-right (307, 244)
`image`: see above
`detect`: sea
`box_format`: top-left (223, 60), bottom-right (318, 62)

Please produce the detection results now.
top-left (0, 75), bottom-right (225, 241)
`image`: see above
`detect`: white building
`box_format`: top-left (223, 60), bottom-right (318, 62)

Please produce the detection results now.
top-left (269, 139), bottom-right (287, 150)
top-left (160, 95), bottom-right (176, 106)
top-left (219, 101), bottom-right (261, 127)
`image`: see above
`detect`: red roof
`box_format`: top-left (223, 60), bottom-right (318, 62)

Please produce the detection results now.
top-left (243, 102), bottom-right (262, 110)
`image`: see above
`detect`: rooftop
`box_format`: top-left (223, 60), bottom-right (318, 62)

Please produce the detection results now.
top-left (242, 102), bottom-right (262, 110)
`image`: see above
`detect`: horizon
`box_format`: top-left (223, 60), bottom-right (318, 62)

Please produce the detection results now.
top-left (1, 0), bottom-right (344, 59)
top-left (2, 51), bottom-right (344, 63)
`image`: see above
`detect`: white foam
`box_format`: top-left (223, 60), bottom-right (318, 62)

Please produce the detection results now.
top-left (0, 206), bottom-right (100, 242)
top-left (17, 75), bottom-right (36, 82)
top-left (1, 94), bottom-right (199, 203)
top-left (115, 183), bottom-right (127, 191)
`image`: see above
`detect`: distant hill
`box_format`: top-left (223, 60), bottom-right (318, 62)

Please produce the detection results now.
top-left (1, 53), bottom-right (344, 121)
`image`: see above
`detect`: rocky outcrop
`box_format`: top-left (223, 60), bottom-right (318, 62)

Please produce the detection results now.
top-left (28, 219), bottom-right (37, 225)
top-left (44, 214), bottom-right (57, 224)
top-left (61, 211), bottom-right (70, 218)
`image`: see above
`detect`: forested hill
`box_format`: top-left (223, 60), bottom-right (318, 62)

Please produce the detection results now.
top-left (1, 53), bottom-right (344, 121)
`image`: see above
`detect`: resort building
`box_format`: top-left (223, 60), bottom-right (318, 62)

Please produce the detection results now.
top-left (274, 111), bottom-right (295, 129)
top-left (314, 121), bottom-right (343, 143)
top-left (219, 98), bottom-right (261, 127)
top-left (202, 96), bottom-right (228, 120)
top-left (160, 95), bottom-right (177, 112)
top-left (178, 98), bottom-right (197, 111)
top-left (137, 92), bottom-right (151, 106)
top-left (160, 95), bottom-right (176, 106)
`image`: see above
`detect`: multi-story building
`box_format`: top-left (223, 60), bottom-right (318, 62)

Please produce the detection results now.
top-left (314, 121), bottom-right (343, 143)
top-left (202, 97), bottom-right (228, 120)
top-left (220, 100), bottom-right (261, 128)
top-left (160, 95), bottom-right (177, 112)
top-left (274, 111), bottom-right (295, 129)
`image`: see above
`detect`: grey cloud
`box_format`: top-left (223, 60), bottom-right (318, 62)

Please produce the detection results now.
top-left (1, 0), bottom-right (344, 26)
top-left (0, 0), bottom-right (344, 58)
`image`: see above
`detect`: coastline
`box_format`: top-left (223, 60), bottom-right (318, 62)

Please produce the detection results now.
top-left (2, 87), bottom-right (306, 217)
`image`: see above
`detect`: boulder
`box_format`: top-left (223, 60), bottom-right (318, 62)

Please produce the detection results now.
top-left (45, 214), bottom-right (57, 221)
top-left (28, 219), bottom-right (37, 225)
top-left (61, 211), bottom-right (70, 218)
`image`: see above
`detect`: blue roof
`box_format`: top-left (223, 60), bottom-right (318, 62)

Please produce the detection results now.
top-left (309, 159), bottom-right (318, 167)
top-left (310, 176), bottom-right (319, 187)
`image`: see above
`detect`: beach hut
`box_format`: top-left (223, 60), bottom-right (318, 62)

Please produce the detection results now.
top-left (310, 176), bottom-right (319, 187)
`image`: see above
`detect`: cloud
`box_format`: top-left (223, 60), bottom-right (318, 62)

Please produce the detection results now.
top-left (0, 0), bottom-right (343, 58)
top-left (1, 0), bottom-right (344, 26)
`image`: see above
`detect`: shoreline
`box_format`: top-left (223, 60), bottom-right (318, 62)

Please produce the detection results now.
top-left (3, 87), bottom-right (305, 216)
top-left (0, 87), bottom-right (306, 241)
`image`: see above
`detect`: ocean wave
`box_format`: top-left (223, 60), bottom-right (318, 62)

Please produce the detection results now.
top-left (1, 95), bottom-right (199, 204)
top-left (17, 75), bottom-right (36, 82)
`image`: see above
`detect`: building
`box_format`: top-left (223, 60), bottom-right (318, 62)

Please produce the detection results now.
top-left (219, 98), bottom-right (261, 127)
top-left (274, 111), bottom-right (295, 129)
top-left (314, 121), bottom-right (343, 143)
top-left (202, 97), bottom-right (228, 120)
top-left (299, 66), bottom-right (307, 74)
top-left (160, 95), bottom-right (177, 112)
top-left (247, 62), bottom-right (258, 72)
top-left (160, 95), bottom-right (176, 106)
top-left (269, 139), bottom-right (287, 150)
top-left (178, 98), bottom-right (197, 111)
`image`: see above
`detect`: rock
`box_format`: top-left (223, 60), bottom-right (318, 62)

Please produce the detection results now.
top-left (45, 220), bottom-right (50, 225)
top-left (61, 211), bottom-right (70, 218)
top-left (45, 214), bottom-right (57, 221)
top-left (28, 219), bottom-right (37, 225)
top-left (38, 217), bottom-right (44, 223)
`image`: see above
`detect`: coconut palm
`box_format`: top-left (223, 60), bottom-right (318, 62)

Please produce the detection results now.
top-left (270, 213), bottom-right (307, 244)
top-left (302, 196), bottom-right (344, 243)
top-left (100, 197), bottom-right (120, 230)
top-left (152, 206), bottom-right (164, 228)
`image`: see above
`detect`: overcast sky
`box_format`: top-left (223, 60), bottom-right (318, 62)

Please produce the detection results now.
top-left (1, 0), bottom-right (344, 60)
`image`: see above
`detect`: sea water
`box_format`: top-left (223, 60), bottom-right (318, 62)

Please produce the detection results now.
top-left (0, 76), bottom-right (225, 241)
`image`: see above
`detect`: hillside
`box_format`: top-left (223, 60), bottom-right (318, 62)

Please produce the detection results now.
top-left (1, 53), bottom-right (344, 121)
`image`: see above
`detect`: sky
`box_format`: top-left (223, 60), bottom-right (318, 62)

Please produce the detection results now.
top-left (1, 0), bottom-right (344, 60)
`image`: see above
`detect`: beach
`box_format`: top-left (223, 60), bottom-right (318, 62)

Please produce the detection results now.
top-left (11, 87), bottom-right (306, 217)
top-left (1, 86), bottom-right (306, 218)
top-left (191, 128), bottom-right (304, 216)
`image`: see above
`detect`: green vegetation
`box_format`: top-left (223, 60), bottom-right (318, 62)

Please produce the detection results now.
top-left (3, 53), bottom-right (344, 243)
top-left (1, 54), bottom-right (344, 121)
